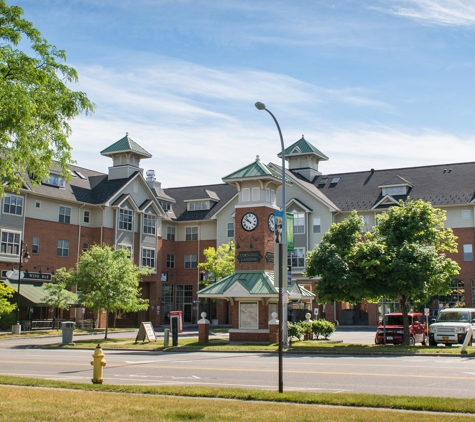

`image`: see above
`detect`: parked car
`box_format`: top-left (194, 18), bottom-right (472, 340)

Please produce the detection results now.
top-left (375, 312), bottom-right (427, 346)
top-left (429, 308), bottom-right (475, 346)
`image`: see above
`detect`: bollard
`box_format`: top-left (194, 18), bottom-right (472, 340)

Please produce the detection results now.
top-left (90, 344), bottom-right (107, 384)
top-left (163, 328), bottom-right (170, 347)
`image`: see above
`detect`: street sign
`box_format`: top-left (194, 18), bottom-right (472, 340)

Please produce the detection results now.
top-left (282, 292), bottom-right (289, 304)
top-left (192, 300), bottom-right (200, 303)
top-left (424, 308), bottom-right (430, 316)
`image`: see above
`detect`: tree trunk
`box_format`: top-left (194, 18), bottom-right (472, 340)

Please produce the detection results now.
top-left (104, 309), bottom-right (109, 340)
top-left (399, 294), bottom-right (410, 345)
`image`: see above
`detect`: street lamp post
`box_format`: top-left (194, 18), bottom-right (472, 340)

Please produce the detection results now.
top-left (13, 241), bottom-right (30, 334)
top-left (255, 101), bottom-right (287, 393)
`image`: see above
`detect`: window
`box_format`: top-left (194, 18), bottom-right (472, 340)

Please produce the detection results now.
top-left (188, 201), bottom-right (209, 211)
top-left (184, 254), bottom-right (197, 269)
top-left (118, 244), bottom-right (132, 259)
top-left (252, 187), bottom-right (260, 201)
top-left (186, 226), bottom-right (198, 241)
top-left (83, 210), bottom-right (90, 223)
top-left (119, 208), bottom-right (133, 231)
top-left (142, 248), bottom-right (155, 268)
top-left (83, 243), bottom-right (89, 252)
top-left (227, 222), bottom-right (235, 238)
top-left (288, 247), bottom-right (306, 268)
top-left (162, 285), bottom-right (174, 321)
top-left (463, 210), bottom-right (470, 219)
top-left (143, 214), bottom-right (156, 234)
top-left (239, 302), bottom-right (258, 329)
top-left (294, 213), bottom-right (305, 234)
top-left (167, 254), bottom-right (175, 269)
top-left (166, 226), bottom-right (175, 241)
top-left (160, 201), bottom-right (171, 211)
top-left (383, 187), bottom-right (405, 195)
top-left (266, 188), bottom-right (270, 202)
top-left (1, 231), bottom-right (20, 255)
top-left (312, 217), bottom-right (321, 234)
top-left (32, 236), bottom-right (39, 254)
top-left (57, 240), bottom-right (69, 257)
top-left (44, 173), bottom-right (65, 187)
top-left (35, 201), bottom-right (41, 209)
top-left (242, 188), bottom-right (250, 202)
top-left (3, 195), bottom-right (23, 215)
top-left (464, 244), bottom-right (473, 261)
top-left (59, 206), bottom-right (71, 224)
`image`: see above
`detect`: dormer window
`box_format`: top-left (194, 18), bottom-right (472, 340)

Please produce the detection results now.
top-left (188, 201), bottom-right (209, 211)
top-left (383, 186), bottom-right (406, 196)
top-left (43, 173), bottom-right (65, 188)
top-left (160, 201), bottom-right (171, 211)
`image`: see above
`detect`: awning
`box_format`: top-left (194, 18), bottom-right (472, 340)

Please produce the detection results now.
top-left (2, 279), bottom-right (51, 306)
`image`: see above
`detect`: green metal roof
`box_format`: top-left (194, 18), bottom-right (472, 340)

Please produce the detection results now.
top-left (198, 270), bottom-right (277, 296)
top-left (222, 157), bottom-right (283, 182)
top-left (279, 136), bottom-right (328, 161)
top-left (100, 133), bottom-right (152, 158)
top-left (3, 279), bottom-right (51, 306)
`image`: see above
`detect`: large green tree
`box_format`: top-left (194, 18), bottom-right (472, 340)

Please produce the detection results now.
top-left (0, 283), bottom-right (15, 315)
top-left (198, 241), bottom-right (235, 285)
top-left (306, 200), bottom-right (460, 345)
top-left (0, 0), bottom-right (94, 196)
top-left (59, 245), bottom-right (152, 339)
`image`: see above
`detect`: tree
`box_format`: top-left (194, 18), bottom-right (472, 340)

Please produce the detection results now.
top-left (198, 241), bottom-right (235, 285)
top-left (60, 245), bottom-right (152, 339)
top-left (306, 200), bottom-right (460, 345)
top-left (0, 283), bottom-right (15, 315)
top-left (41, 279), bottom-right (78, 328)
top-left (0, 1), bottom-right (94, 196)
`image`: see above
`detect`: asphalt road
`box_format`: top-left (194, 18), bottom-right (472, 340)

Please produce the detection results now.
top-left (1, 330), bottom-right (475, 398)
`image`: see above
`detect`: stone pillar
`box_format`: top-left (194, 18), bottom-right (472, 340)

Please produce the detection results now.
top-left (198, 312), bottom-right (210, 343)
top-left (268, 312), bottom-right (279, 344)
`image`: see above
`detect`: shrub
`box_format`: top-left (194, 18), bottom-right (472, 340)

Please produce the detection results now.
top-left (300, 320), bottom-right (314, 340)
top-left (287, 321), bottom-right (303, 342)
top-left (312, 319), bottom-right (336, 339)
top-left (0, 311), bottom-right (16, 330)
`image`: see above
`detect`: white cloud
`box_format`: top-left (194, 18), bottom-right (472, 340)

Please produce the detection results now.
top-left (383, 0), bottom-right (475, 26)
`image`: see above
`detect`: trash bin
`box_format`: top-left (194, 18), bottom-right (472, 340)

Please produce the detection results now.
top-left (61, 321), bottom-right (75, 345)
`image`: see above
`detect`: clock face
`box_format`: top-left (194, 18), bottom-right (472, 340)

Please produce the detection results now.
top-left (268, 213), bottom-right (275, 232)
top-left (241, 212), bottom-right (258, 231)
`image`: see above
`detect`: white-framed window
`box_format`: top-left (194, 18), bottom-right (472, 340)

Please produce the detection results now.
top-left (83, 243), bottom-right (89, 252)
top-left (35, 201), bottom-right (41, 209)
top-left (227, 222), bottom-right (235, 238)
top-left (44, 173), bottom-right (65, 187)
top-left (167, 254), bottom-right (175, 269)
top-left (188, 201), bottom-right (209, 211)
top-left (143, 214), bottom-right (156, 235)
top-left (294, 213), bottom-right (305, 234)
top-left (160, 201), bottom-right (171, 211)
top-left (57, 240), bottom-right (69, 257)
top-left (383, 186), bottom-right (405, 195)
top-left (118, 244), bottom-right (132, 259)
top-left (184, 254), bottom-right (197, 269)
top-left (83, 210), bottom-right (90, 223)
top-left (3, 194), bottom-right (23, 215)
top-left (32, 236), bottom-right (39, 254)
top-left (0, 231), bottom-right (20, 255)
top-left (239, 301), bottom-right (258, 329)
top-left (268, 302), bottom-right (278, 321)
top-left (252, 187), bottom-right (260, 201)
top-left (462, 210), bottom-right (470, 219)
top-left (166, 226), bottom-right (175, 241)
top-left (312, 217), bottom-right (321, 234)
top-left (59, 206), bottom-right (71, 224)
top-left (242, 188), bottom-right (250, 202)
top-left (142, 248), bottom-right (155, 268)
top-left (464, 244), bottom-right (473, 261)
top-left (288, 247), bottom-right (306, 268)
top-left (265, 188), bottom-right (270, 202)
top-left (186, 226), bottom-right (198, 241)
top-left (119, 208), bottom-right (133, 231)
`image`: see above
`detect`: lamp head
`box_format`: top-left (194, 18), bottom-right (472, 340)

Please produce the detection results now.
top-left (23, 252), bottom-right (30, 263)
top-left (255, 102), bottom-right (266, 111)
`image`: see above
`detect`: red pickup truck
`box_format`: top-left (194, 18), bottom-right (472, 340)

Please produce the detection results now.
top-left (375, 312), bottom-right (427, 346)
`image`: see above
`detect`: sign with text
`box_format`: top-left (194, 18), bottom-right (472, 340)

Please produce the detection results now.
top-left (134, 322), bottom-right (157, 343)
top-left (237, 251), bottom-right (263, 263)
top-left (265, 251), bottom-right (274, 264)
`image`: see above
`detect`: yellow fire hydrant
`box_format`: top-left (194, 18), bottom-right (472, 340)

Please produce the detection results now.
top-left (91, 344), bottom-right (107, 384)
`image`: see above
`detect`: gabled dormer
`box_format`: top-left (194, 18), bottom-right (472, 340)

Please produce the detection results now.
top-left (279, 135), bottom-right (329, 182)
top-left (101, 133), bottom-right (152, 180)
top-left (184, 189), bottom-right (220, 211)
top-left (378, 176), bottom-right (412, 197)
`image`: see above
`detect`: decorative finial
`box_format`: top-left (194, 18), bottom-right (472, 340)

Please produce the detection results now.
top-left (302, 134), bottom-right (304, 139)
top-left (256, 155), bottom-right (260, 162)
top-left (126, 132), bottom-right (128, 136)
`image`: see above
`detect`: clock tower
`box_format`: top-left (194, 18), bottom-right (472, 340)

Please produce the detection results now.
top-left (222, 156), bottom-right (284, 272)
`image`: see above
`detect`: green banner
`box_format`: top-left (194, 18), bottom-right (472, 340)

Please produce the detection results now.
top-left (286, 212), bottom-right (294, 252)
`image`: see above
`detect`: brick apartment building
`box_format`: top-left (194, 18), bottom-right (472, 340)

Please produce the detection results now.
top-left (1, 133), bottom-right (474, 329)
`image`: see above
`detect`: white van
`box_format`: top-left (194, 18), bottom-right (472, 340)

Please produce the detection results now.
top-left (429, 308), bottom-right (475, 346)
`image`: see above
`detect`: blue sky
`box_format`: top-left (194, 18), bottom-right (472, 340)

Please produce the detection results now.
top-left (13, 0), bottom-right (475, 187)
